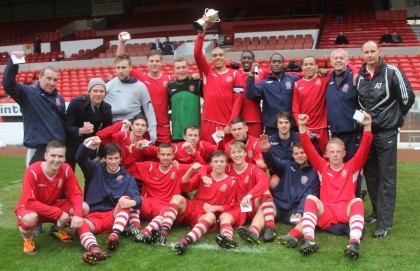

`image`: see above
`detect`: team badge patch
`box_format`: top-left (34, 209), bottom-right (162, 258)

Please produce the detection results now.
top-left (55, 98), bottom-right (60, 106)
top-left (285, 82), bottom-right (292, 89)
top-left (132, 91), bottom-right (138, 96)
top-left (189, 85), bottom-right (195, 92)
top-left (58, 179), bottom-right (63, 188)
top-left (163, 81), bottom-right (168, 87)
top-left (244, 176), bottom-right (250, 184)
top-left (341, 169), bottom-right (347, 178)
top-left (301, 176), bottom-right (308, 185)
top-left (342, 84), bottom-right (349, 93)
top-left (248, 150), bottom-right (253, 158)
top-left (315, 79), bottom-right (321, 86)
top-left (171, 172), bottom-right (176, 179)
top-left (226, 76), bottom-right (233, 82)
top-left (220, 183), bottom-right (227, 192)
top-left (116, 175), bottom-right (123, 182)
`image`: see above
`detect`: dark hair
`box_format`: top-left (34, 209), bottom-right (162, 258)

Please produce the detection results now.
top-left (290, 141), bottom-right (303, 150)
top-left (158, 142), bottom-right (174, 152)
top-left (114, 54), bottom-right (132, 65)
top-left (104, 143), bottom-right (122, 157)
top-left (275, 112), bottom-right (295, 128)
top-left (132, 114), bottom-right (148, 127)
top-left (241, 50), bottom-right (255, 60)
top-left (46, 140), bottom-right (66, 151)
top-left (270, 53), bottom-right (284, 62)
top-left (183, 125), bottom-right (200, 135)
top-left (210, 150), bottom-right (226, 161)
top-left (230, 116), bottom-right (246, 126)
top-left (285, 60), bottom-right (302, 72)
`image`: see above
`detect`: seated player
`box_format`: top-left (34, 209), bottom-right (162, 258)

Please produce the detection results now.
top-left (153, 151), bottom-right (238, 255)
top-left (259, 136), bottom-right (319, 248)
top-left (75, 138), bottom-right (141, 265)
top-left (296, 112), bottom-right (372, 260)
top-left (215, 142), bottom-right (275, 249)
top-left (221, 116), bottom-right (267, 169)
top-left (14, 140), bottom-right (88, 255)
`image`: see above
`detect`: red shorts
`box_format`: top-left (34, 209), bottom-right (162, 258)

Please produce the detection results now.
top-left (140, 198), bottom-right (169, 220)
top-left (228, 204), bottom-right (257, 227)
top-left (317, 203), bottom-right (349, 230)
top-left (177, 200), bottom-right (205, 228)
top-left (16, 199), bottom-right (73, 226)
top-left (85, 210), bottom-right (115, 234)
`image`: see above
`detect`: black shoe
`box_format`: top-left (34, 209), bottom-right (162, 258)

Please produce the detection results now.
top-left (365, 214), bottom-right (377, 224)
top-left (300, 238), bottom-right (319, 256)
top-left (361, 190), bottom-right (368, 199)
top-left (263, 227), bottom-right (276, 242)
top-left (238, 226), bottom-right (260, 245)
top-left (373, 228), bottom-right (390, 238)
top-left (215, 234), bottom-right (239, 249)
top-left (344, 242), bottom-right (360, 260)
top-left (122, 225), bottom-right (141, 237)
top-left (132, 232), bottom-right (154, 244)
top-left (278, 234), bottom-right (299, 248)
top-left (150, 229), bottom-right (166, 245)
top-left (172, 242), bottom-right (187, 255)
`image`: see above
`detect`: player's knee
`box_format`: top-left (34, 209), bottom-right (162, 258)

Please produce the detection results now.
top-left (171, 195), bottom-right (185, 205)
top-left (21, 212), bottom-right (38, 227)
top-left (82, 202), bottom-right (90, 215)
top-left (306, 195), bottom-right (318, 201)
top-left (219, 212), bottom-right (233, 224)
top-left (205, 213), bottom-right (217, 224)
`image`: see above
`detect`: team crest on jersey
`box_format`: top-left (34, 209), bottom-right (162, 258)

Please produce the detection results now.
top-left (285, 82), bottom-right (292, 89)
top-left (163, 81), bottom-right (168, 87)
top-left (315, 79), bottom-right (321, 86)
top-left (55, 98), bottom-right (61, 106)
top-left (226, 76), bottom-right (233, 83)
top-left (170, 172), bottom-right (176, 179)
top-left (116, 175), bottom-right (123, 182)
top-left (341, 169), bottom-right (347, 178)
top-left (132, 91), bottom-right (138, 96)
top-left (244, 176), bottom-right (250, 184)
top-left (342, 84), bottom-right (349, 93)
top-left (301, 176), bottom-right (308, 185)
top-left (247, 150), bottom-right (253, 158)
top-left (189, 85), bottom-right (195, 92)
top-left (220, 183), bottom-right (227, 192)
top-left (58, 179), bottom-right (63, 188)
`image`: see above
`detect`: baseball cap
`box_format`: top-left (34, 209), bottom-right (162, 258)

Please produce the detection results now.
top-left (88, 78), bottom-right (106, 93)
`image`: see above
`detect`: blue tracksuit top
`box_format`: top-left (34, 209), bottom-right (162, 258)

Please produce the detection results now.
top-left (2, 60), bottom-right (66, 147)
top-left (267, 131), bottom-right (300, 161)
top-left (76, 144), bottom-right (142, 212)
top-left (246, 73), bottom-right (300, 129)
top-left (263, 150), bottom-right (319, 214)
top-left (326, 67), bottom-right (358, 134)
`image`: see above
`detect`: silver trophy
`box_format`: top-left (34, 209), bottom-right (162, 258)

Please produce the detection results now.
top-left (193, 8), bottom-right (221, 32)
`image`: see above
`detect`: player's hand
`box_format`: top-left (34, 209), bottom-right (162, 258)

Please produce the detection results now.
top-left (202, 176), bottom-right (212, 186)
top-left (255, 159), bottom-right (267, 170)
top-left (118, 196), bottom-right (135, 208)
top-left (182, 142), bottom-right (195, 155)
top-left (59, 212), bottom-right (70, 226)
top-left (190, 162), bottom-right (202, 172)
top-left (298, 114), bottom-right (309, 126)
top-left (118, 31), bottom-right (129, 42)
top-left (241, 194), bottom-right (253, 207)
top-left (191, 73), bottom-right (201, 80)
top-left (269, 175), bottom-right (280, 190)
top-left (203, 203), bottom-right (218, 212)
top-left (215, 127), bottom-right (225, 139)
top-left (84, 136), bottom-right (101, 149)
top-left (71, 216), bottom-right (84, 229)
top-left (223, 125), bottom-right (231, 134)
top-left (317, 68), bottom-right (329, 77)
top-left (172, 160), bottom-right (179, 167)
top-left (258, 134), bottom-right (271, 152)
top-left (80, 122), bottom-right (94, 135)
top-left (122, 119), bottom-right (131, 131)
top-left (250, 63), bottom-right (259, 74)
top-left (360, 111), bottom-right (372, 126)
top-left (290, 213), bottom-right (302, 225)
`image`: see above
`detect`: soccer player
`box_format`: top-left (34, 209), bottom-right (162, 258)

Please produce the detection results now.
top-left (246, 53), bottom-right (300, 137)
top-left (356, 40), bottom-right (415, 238)
top-left (117, 33), bottom-right (173, 143)
top-left (76, 139), bottom-right (141, 265)
top-left (215, 142), bottom-right (275, 249)
top-left (194, 28), bottom-right (244, 143)
top-left (292, 56), bottom-right (329, 155)
top-left (167, 57), bottom-right (202, 142)
top-left (154, 151), bottom-right (237, 255)
top-left (104, 54), bottom-right (157, 143)
top-left (221, 116), bottom-right (266, 170)
top-left (259, 137), bottom-right (319, 249)
top-left (14, 140), bottom-right (87, 255)
top-left (296, 112), bottom-right (372, 260)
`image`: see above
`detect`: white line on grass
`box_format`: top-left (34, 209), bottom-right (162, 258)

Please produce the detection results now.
top-left (166, 242), bottom-right (267, 254)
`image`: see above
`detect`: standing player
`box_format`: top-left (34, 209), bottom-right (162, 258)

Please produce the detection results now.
top-left (356, 40), bottom-right (415, 238)
top-left (117, 32), bottom-right (172, 143)
top-left (297, 112), bottom-right (372, 260)
top-left (246, 53), bottom-right (300, 137)
top-left (215, 142), bottom-right (275, 248)
top-left (167, 57), bottom-right (202, 141)
top-left (14, 140), bottom-right (87, 255)
top-left (194, 28), bottom-right (244, 143)
top-left (76, 139), bottom-right (141, 265)
top-left (155, 151), bottom-right (237, 255)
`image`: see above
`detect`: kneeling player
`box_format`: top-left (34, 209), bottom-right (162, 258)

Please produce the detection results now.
top-left (296, 113), bottom-right (372, 260)
top-left (14, 140), bottom-right (88, 255)
top-left (76, 138), bottom-right (141, 264)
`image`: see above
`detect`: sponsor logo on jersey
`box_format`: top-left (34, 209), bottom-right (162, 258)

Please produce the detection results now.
top-left (342, 84), bottom-right (349, 93)
top-left (226, 76), bottom-right (233, 82)
top-left (341, 169), bottom-right (347, 178)
top-left (285, 82), bottom-right (292, 89)
top-left (163, 81), bottom-right (168, 87)
top-left (247, 150), bottom-right (253, 158)
top-left (170, 88), bottom-right (177, 92)
top-left (189, 85), bottom-right (195, 92)
top-left (132, 91), bottom-right (138, 96)
top-left (171, 172), bottom-right (176, 179)
top-left (301, 176), bottom-right (308, 185)
top-left (58, 179), bottom-right (63, 188)
top-left (315, 79), bottom-right (321, 86)
top-left (244, 175), bottom-right (250, 184)
top-left (220, 183), bottom-right (227, 192)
